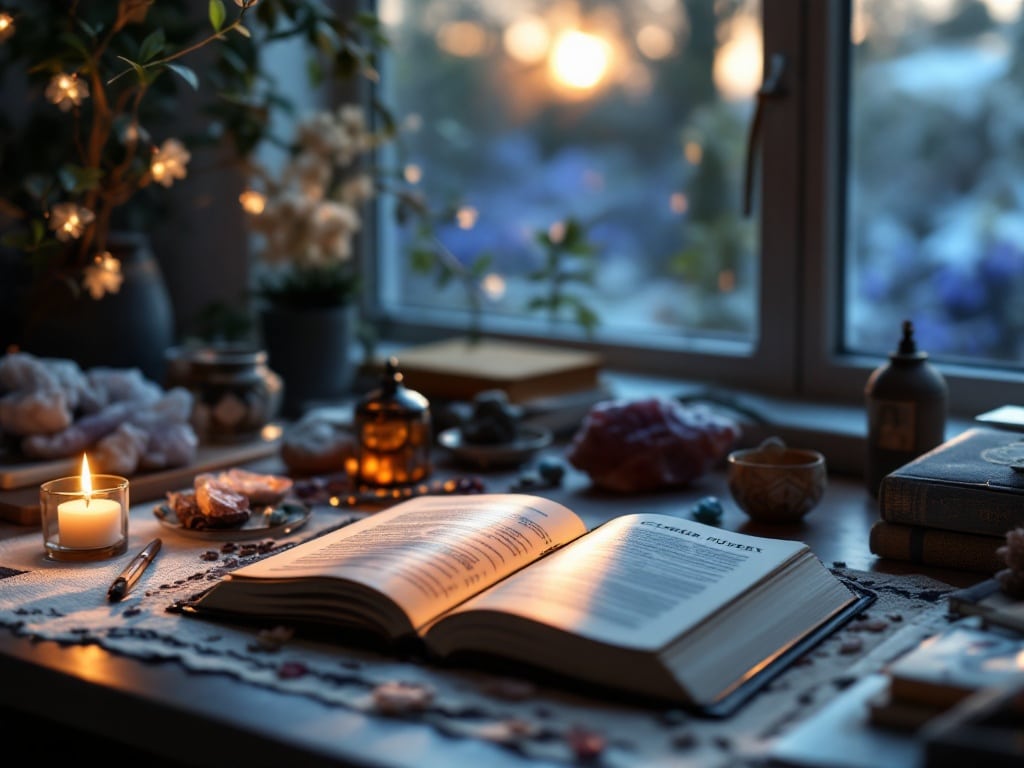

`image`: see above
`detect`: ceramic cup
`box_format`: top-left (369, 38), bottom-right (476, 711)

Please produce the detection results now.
top-left (727, 437), bottom-right (827, 523)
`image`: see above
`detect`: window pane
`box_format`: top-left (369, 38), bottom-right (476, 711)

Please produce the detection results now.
top-left (378, 1), bottom-right (762, 351)
top-left (846, 0), bottom-right (1024, 367)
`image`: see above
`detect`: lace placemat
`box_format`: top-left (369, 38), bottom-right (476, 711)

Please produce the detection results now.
top-left (0, 504), bottom-right (955, 767)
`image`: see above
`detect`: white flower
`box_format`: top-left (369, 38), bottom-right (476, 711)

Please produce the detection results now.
top-left (150, 138), bottom-right (190, 187)
top-left (246, 103), bottom-right (390, 281)
top-left (45, 73), bottom-right (89, 112)
top-left (48, 202), bottom-right (94, 242)
top-left (283, 150), bottom-right (330, 201)
top-left (340, 174), bottom-right (376, 205)
top-left (308, 201), bottom-right (361, 264)
top-left (82, 252), bottom-right (124, 299)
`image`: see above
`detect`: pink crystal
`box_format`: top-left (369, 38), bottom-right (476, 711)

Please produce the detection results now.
top-left (566, 398), bottom-right (741, 492)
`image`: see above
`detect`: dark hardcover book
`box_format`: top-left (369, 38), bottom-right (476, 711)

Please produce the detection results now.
top-left (920, 681), bottom-right (1024, 768)
top-left (869, 521), bottom-right (1006, 574)
top-left (948, 578), bottom-right (1024, 634)
top-left (878, 427), bottom-right (1024, 537)
top-left (885, 621), bottom-right (1024, 710)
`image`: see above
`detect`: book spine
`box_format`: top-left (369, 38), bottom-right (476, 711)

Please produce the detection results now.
top-left (878, 476), bottom-right (1024, 537)
top-left (869, 521), bottom-right (1005, 573)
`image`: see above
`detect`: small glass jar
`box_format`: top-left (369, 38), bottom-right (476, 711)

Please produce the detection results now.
top-left (166, 344), bottom-right (283, 443)
top-left (355, 357), bottom-right (432, 486)
top-left (40, 473), bottom-right (129, 561)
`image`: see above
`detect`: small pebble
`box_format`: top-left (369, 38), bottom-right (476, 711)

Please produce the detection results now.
top-left (690, 496), bottom-right (724, 525)
top-left (537, 456), bottom-right (566, 484)
top-left (672, 732), bottom-right (698, 750)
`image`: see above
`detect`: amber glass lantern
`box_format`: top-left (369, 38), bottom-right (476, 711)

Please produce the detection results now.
top-left (355, 357), bottom-right (432, 486)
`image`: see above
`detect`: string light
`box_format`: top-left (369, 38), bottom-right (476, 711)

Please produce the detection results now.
top-left (47, 203), bottom-right (94, 242)
top-left (83, 252), bottom-right (124, 299)
top-left (45, 72), bottom-right (89, 111)
top-left (150, 138), bottom-right (190, 187)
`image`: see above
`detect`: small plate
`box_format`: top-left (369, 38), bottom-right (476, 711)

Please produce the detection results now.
top-left (153, 499), bottom-right (312, 540)
top-left (437, 426), bottom-right (553, 469)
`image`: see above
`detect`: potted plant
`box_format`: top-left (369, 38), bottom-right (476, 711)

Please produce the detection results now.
top-left (0, 0), bottom-right (384, 379)
top-left (241, 102), bottom-right (395, 415)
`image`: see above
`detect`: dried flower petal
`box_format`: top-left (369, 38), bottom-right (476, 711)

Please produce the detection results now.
top-left (566, 724), bottom-right (606, 761)
top-left (277, 660), bottom-right (308, 679)
top-left (371, 681), bottom-right (435, 715)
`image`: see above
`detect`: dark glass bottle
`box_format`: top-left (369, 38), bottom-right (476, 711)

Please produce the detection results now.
top-left (354, 357), bottom-right (432, 486)
top-left (864, 320), bottom-right (948, 496)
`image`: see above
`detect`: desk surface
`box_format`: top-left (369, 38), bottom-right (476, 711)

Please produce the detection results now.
top-left (0, 446), bottom-right (981, 768)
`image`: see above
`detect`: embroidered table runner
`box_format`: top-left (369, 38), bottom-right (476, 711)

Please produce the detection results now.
top-left (0, 502), bottom-right (954, 767)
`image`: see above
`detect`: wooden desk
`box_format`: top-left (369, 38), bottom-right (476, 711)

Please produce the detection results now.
top-left (0, 451), bottom-right (981, 767)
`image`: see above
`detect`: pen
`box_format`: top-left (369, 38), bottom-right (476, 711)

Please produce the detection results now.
top-left (107, 538), bottom-right (162, 602)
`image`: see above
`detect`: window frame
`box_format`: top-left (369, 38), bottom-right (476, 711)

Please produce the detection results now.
top-left (797, 0), bottom-right (1024, 418)
top-left (364, 0), bottom-right (1024, 420)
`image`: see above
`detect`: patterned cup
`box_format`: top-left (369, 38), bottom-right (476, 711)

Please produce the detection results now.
top-left (727, 437), bottom-right (827, 523)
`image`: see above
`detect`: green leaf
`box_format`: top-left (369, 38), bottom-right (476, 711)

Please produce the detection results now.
top-left (57, 164), bottom-right (103, 193)
top-left (234, 23), bottom-right (251, 38)
top-left (59, 32), bottom-right (92, 60)
top-left (111, 55), bottom-right (146, 86)
top-left (23, 174), bottom-right (52, 200)
top-left (138, 29), bottom-right (166, 63)
top-left (209, 0), bottom-right (226, 32)
top-left (166, 63), bottom-right (199, 91)
top-left (30, 219), bottom-right (46, 245)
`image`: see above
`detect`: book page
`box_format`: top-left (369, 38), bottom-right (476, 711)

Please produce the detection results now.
top-left (438, 513), bottom-right (808, 649)
top-left (227, 494), bottom-right (587, 630)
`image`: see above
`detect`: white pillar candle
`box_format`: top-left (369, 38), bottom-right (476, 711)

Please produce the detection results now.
top-left (58, 497), bottom-right (122, 548)
top-left (56, 454), bottom-right (123, 549)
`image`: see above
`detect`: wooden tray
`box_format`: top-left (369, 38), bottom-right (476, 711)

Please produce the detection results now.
top-left (0, 438), bottom-right (280, 526)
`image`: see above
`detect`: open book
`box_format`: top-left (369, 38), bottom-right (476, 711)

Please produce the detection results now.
top-left (184, 494), bottom-right (869, 714)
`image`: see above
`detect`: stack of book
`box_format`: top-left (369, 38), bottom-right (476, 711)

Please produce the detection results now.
top-left (868, 619), bottom-right (1024, 732)
top-left (870, 427), bottom-right (1024, 573)
top-left (379, 337), bottom-right (613, 437)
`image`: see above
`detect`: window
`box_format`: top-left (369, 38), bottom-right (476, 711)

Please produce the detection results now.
top-left (370, 0), bottom-right (1024, 417)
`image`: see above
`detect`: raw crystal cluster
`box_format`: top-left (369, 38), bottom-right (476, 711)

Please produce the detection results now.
top-left (566, 397), bottom-right (741, 492)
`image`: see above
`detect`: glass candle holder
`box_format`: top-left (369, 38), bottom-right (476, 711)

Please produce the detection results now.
top-left (40, 474), bottom-right (129, 561)
top-left (355, 357), bottom-right (432, 487)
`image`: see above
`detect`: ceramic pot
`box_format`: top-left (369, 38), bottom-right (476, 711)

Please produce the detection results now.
top-left (20, 231), bottom-right (175, 381)
top-left (259, 302), bottom-right (357, 418)
top-left (727, 436), bottom-right (828, 523)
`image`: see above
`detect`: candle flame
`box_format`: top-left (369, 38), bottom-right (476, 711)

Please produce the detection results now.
top-left (80, 454), bottom-right (93, 501)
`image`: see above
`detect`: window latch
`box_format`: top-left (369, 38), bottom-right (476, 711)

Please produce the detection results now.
top-left (743, 52), bottom-right (787, 217)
